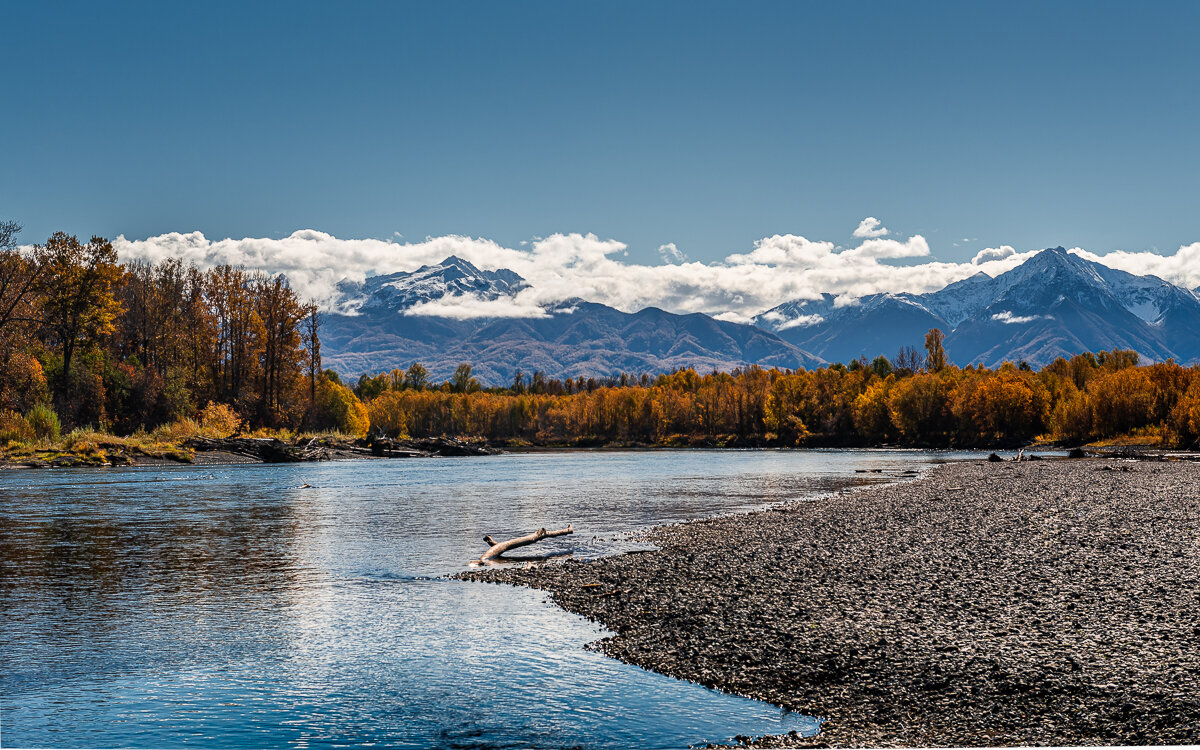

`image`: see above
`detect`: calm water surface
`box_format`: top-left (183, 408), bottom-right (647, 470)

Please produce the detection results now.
top-left (1, 449), bottom-right (973, 749)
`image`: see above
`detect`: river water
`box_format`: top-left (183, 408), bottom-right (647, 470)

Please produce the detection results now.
top-left (1, 449), bottom-right (973, 749)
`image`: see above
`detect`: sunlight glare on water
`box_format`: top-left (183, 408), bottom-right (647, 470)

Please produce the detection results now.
top-left (0, 449), bottom-right (965, 748)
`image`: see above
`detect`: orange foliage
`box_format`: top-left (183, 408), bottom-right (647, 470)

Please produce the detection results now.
top-left (356, 348), bottom-right (1199, 449)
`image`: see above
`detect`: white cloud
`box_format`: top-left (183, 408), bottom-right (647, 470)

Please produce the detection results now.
top-left (777, 314), bottom-right (826, 330)
top-left (712, 310), bottom-right (753, 324)
top-left (991, 311), bottom-right (1043, 324)
top-left (972, 245), bottom-right (1016, 264)
top-left (403, 291), bottom-right (552, 320)
top-left (109, 228), bottom-right (1200, 323)
top-left (853, 217), bottom-right (889, 239)
top-left (842, 235), bottom-right (930, 261)
top-left (1073, 242), bottom-right (1200, 290)
top-left (658, 242), bottom-right (687, 264)
top-left (113, 229), bottom-right (524, 311)
top-left (725, 234), bottom-right (835, 266)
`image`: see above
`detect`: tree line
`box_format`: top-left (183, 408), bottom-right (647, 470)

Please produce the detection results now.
top-left (0, 223), bottom-right (365, 439)
top-left (350, 331), bottom-right (1200, 449)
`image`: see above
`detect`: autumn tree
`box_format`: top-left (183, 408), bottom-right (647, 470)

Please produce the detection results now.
top-left (253, 273), bottom-right (307, 425)
top-left (450, 363), bottom-right (480, 393)
top-left (0, 221), bottom-right (47, 348)
top-left (852, 377), bottom-right (893, 443)
top-left (924, 328), bottom-right (947, 372)
top-left (887, 373), bottom-right (952, 444)
top-left (39, 233), bottom-right (123, 408)
top-left (302, 305), bottom-right (321, 402)
top-left (206, 265), bottom-right (261, 407)
top-left (1167, 379), bottom-right (1200, 447)
top-left (951, 367), bottom-right (1047, 445)
top-left (404, 362), bottom-right (430, 391)
top-left (0, 222), bottom-right (51, 411)
top-left (1088, 367), bottom-right (1155, 436)
top-left (308, 372), bottom-right (369, 436)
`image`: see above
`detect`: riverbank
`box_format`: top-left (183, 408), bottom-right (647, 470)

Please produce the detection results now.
top-left (0, 434), bottom-right (496, 468)
top-left (463, 458), bottom-right (1200, 746)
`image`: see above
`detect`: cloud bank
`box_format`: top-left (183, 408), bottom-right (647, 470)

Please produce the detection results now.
top-left (110, 219), bottom-right (1200, 322)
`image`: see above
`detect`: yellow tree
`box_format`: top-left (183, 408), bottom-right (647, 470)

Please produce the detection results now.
top-left (253, 273), bottom-right (308, 426)
top-left (924, 328), bottom-right (947, 372)
top-left (887, 372), bottom-right (952, 444)
top-left (39, 233), bottom-right (122, 405)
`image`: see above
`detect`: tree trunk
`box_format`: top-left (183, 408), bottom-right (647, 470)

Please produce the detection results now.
top-left (478, 525), bottom-right (574, 560)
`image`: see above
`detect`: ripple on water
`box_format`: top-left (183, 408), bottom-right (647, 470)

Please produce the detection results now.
top-left (0, 450), bottom-right (977, 748)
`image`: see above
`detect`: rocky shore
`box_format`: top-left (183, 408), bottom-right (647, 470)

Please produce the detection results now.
top-left (463, 458), bottom-right (1200, 746)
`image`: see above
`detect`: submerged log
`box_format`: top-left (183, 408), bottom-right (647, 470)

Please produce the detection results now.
top-left (479, 525), bottom-right (574, 561)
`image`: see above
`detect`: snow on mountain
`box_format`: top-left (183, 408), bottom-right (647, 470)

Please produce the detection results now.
top-left (320, 247), bottom-right (1200, 379)
top-left (755, 247), bottom-right (1200, 367)
top-left (322, 259), bottom-right (823, 383)
top-left (341, 256), bottom-right (527, 312)
top-left (914, 272), bottom-right (995, 326)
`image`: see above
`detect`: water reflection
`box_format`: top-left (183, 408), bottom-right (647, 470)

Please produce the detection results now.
top-left (1, 449), bottom-right (966, 748)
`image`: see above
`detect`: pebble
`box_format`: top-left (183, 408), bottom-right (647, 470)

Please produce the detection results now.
top-left (462, 459), bottom-right (1200, 747)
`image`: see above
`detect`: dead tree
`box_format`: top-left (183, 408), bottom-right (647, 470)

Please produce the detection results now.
top-left (477, 525), bottom-right (574, 562)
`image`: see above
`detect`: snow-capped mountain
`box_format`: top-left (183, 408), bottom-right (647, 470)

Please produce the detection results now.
top-left (322, 257), bottom-right (823, 383)
top-left (321, 248), bottom-right (1200, 381)
top-left (755, 247), bottom-right (1200, 367)
top-left (339, 256), bottom-right (527, 312)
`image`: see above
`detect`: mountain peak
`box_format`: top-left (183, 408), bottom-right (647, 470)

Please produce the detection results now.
top-left (1030, 246), bottom-right (1073, 264)
top-left (438, 255), bottom-right (478, 271)
top-left (349, 257), bottom-right (527, 313)
top-left (1019, 246), bottom-right (1100, 279)
top-left (755, 246), bottom-right (1200, 367)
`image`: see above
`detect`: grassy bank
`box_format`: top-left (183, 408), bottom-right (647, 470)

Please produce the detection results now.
top-left (0, 424), bottom-right (364, 468)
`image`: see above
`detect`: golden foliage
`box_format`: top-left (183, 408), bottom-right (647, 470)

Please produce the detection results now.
top-left (199, 401), bottom-right (243, 437)
top-left (355, 349), bottom-right (1198, 449)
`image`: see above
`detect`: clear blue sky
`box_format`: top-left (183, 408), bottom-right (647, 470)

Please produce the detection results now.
top-left (3, 1), bottom-right (1198, 263)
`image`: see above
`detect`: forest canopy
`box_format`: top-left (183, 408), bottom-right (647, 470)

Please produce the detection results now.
top-left (3, 223), bottom-right (1199, 450)
top-left (0, 225), bottom-right (358, 436)
top-left (348, 350), bottom-right (1200, 449)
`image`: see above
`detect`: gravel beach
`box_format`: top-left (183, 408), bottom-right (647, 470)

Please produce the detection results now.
top-left (462, 458), bottom-right (1200, 747)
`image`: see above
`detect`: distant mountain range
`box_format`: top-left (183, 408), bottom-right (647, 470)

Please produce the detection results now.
top-left (322, 257), bottom-right (823, 383)
top-left (322, 248), bottom-right (1200, 384)
top-left (754, 247), bottom-right (1200, 367)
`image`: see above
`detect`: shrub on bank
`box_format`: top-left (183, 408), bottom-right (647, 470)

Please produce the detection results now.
top-left (26, 405), bottom-right (61, 442)
top-left (199, 401), bottom-right (243, 437)
top-left (0, 410), bottom-right (34, 444)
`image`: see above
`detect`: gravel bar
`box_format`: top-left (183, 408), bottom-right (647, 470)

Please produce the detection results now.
top-left (461, 459), bottom-right (1200, 747)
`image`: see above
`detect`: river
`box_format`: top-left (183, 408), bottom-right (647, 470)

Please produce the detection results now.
top-left (1, 449), bottom-right (979, 748)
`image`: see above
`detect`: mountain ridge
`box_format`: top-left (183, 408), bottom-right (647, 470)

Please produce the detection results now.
top-left (321, 248), bottom-right (1200, 383)
top-left (754, 247), bottom-right (1200, 367)
top-left (323, 267), bottom-right (825, 383)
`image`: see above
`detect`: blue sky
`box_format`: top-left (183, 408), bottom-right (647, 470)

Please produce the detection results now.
top-left (3, 1), bottom-right (1199, 265)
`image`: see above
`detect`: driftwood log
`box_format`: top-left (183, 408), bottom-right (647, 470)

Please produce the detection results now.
top-left (478, 525), bottom-right (574, 561)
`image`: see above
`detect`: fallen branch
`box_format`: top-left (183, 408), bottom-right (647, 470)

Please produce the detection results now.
top-left (478, 525), bottom-right (574, 561)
